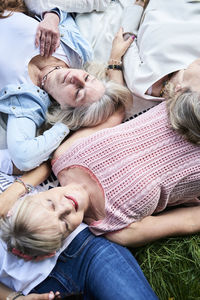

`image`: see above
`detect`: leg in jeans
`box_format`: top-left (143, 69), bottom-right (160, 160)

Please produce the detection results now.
top-left (31, 228), bottom-right (158, 300)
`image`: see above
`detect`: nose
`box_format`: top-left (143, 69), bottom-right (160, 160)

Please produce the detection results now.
top-left (56, 202), bottom-right (72, 217)
top-left (70, 74), bottom-right (85, 87)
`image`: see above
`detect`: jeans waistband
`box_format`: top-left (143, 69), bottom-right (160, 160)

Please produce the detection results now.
top-left (60, 227), bottom-right (95, 259)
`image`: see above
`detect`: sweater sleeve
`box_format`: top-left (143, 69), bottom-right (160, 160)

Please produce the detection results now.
top-left (7, 115), bottom-right (69, 171)
top-left (24, 0), bottom-right (111, 15)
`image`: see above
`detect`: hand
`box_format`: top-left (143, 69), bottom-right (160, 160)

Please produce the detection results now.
top-left (109, 27), bottom-right (134, 62)
top-left (35, 12), bottom-right (60, 57)
top-left (18, 291), bottom-right (60, 299)
top-left (135, 0), bottom-right (147, 7)
top-left (0, 183), bottom-right (24, 218)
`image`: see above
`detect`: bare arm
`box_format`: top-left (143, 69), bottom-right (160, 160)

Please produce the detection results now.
top-left (0, 282), bottom-right (57, 299)
top-left (0, 162), bottom-right (51, 218)
top-left (106, 206), bottom-right (200, 247)
top-left (107, 27), bottom-right (134, 85)
top-left (107, 1), bottom-right (145, 86)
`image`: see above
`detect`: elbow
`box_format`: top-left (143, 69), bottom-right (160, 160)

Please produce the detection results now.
top-left (10, 147), bottom-right (42, 171)
top-left (12, 156), bottom-right (39, 172)
top-left (185, 212), bottom-right (200, 235)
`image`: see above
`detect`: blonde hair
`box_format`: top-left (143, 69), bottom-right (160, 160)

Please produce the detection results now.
top-left (45, 62), bottom-right (133, 131)
top-left (0, 0), bottom-right (27, 18)
top-left (0, 196), bottom-right (64, 257)
top-left (166, 83), bottom-right (200, 145)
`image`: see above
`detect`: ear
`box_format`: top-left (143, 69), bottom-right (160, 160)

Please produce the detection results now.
top-left (174, 83), bottom-right (182, 93)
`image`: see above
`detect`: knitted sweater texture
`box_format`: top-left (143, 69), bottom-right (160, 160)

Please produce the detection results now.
top-left (53, 102), bottom-right (200, 235)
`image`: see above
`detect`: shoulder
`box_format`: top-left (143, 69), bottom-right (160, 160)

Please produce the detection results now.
top-left (53, 108), bottom-right (124, 160)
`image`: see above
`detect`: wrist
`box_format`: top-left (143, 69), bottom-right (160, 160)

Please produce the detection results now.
top-left (108, 58), bottom-right (122, 65)
top-left (14, 177), bottom-right (34, 196)
top-left (43, 11), bottom-right (60, 25)
top-left (6, 292), bottom-right (23, 300)
top-left (109, 56), bottom-right (122, 63)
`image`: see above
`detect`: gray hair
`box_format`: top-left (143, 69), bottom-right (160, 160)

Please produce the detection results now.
top-left (0, 196), bottom-right (64, 257)
top-left (45, 62), bottom-right (133, 131)
top-left (166, 85), bottom-right (200, 145)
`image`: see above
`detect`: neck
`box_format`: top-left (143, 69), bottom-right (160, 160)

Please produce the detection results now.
top-left (169, 70), bottom-right (183, 85)
top-left (28, 55), bottom-right (68, 87)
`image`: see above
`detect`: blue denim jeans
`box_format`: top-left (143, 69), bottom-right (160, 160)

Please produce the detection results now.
top-left (31, 228), bottom-right (158, 300)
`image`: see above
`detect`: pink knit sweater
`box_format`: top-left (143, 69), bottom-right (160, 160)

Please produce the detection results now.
top-left (53, 102), bottom-right (200, 235)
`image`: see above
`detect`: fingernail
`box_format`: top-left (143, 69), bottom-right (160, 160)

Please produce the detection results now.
top-left (132, 35), bottom-right (136, 40)
top-left (49, 291), bottom-right (54, 300)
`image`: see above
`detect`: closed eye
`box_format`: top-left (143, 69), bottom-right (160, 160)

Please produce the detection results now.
top-left (47, 199), bottom-right (55, 211)
top-left (60, 215), bottom-right (69, 231)
top-left (85, 74), bottom-right (89, 81)
top-left (64, 221), bottom-right (69, 231)
top-left (76, 87), bottom-right (81, 98)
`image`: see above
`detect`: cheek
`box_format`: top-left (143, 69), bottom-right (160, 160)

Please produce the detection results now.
top-left (58, 88), bottom-right (73, 106)
top-left (72, 213), bottom-right (83, 229)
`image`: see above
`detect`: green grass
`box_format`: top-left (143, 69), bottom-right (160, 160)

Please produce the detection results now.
top-left (130, 235), bottom-right (200, 300)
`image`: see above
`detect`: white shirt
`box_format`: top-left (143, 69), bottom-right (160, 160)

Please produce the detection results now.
top-left (0, 12), bottom-right (69, 90)
top-left (0, 173), bottom-right (88, 295)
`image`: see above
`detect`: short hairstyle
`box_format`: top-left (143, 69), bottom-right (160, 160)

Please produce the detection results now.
top-left (45, 62), bottom-right (133, 131)
top-left (0, 195), bottom-right (65, 257)
top-left (166, 84), bottom-right (200, 145)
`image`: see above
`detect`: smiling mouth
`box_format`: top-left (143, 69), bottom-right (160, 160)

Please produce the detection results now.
top-left (64, 195), bottom-right (78, 211)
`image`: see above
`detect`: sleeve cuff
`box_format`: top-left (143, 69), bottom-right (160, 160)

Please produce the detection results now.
top-left (122, 5), bottom-right (144, 36)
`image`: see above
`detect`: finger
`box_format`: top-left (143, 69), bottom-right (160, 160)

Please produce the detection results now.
top-left (124, 35), bottom-right (135, 49)
top-left (55, 36), bottom-right (60, 50)
top-left (27, 292), bottom-right (55, 299)
top-left (40, 32), bottom-right (46, 56)
top-left (44, 34), bottom-right (52, 57)
top-left (129, 35), bottom-right (136, 44)
top-left (35, 29), bottom-right (41, 48)
top-left (116, 27), bottom-right (123, 37)
top-left (49, 34), bottom-right (58, 56)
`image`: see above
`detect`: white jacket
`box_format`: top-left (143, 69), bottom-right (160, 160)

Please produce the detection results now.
top-left (123, 0), bottom-right (200, 101)
top-left (24, 0), bottom-right (111, 14)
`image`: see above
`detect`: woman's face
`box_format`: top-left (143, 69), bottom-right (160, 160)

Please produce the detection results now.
top-left (44, 68), bottom-right (105, 108)
top-left (180, 59), bottom-right (200, 92)
top-left (28, 185), bottom-right (89, 238)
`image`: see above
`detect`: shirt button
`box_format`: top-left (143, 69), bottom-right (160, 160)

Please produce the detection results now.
top-left (18, 86), bottom-right (21, 89)
top-left (37, 89), bottom-right (40, 93)
top-left (61, 25), bottom-right (65, 27)
top-left (4, 91), bottom-right (7, 94)
top-left (12, 106), bottom-right (16, 109)
top-left (60, 34), bottom-right (64, 37)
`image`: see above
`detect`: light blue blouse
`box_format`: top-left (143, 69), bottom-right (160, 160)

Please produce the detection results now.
top-left (0, 9), bottom-right (93, 171)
